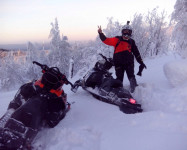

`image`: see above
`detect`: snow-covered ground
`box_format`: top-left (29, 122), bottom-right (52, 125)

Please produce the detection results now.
top-left (1, 53), bottom-right (187, 150)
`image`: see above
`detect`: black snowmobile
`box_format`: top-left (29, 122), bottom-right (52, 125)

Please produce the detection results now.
top-left (72, 54), bottom-right (143, 114)
top-left (0, 61), bottom-right (73, 150)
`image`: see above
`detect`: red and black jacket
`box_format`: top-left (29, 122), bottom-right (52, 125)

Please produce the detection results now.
top-left (99, 33), bottom-right (142, 66)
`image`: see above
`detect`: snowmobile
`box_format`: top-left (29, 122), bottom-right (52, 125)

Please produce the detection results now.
top-left (71, 54), bottom-right (143, 114)
top-left (0, 61), bottom-right (73, 150)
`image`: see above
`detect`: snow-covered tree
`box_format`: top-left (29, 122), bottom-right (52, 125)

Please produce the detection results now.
top-left (95, 12), bottom-right (169, 59)
top-left (0, 52), bottom-right (25, 90)
top-left (71, 41), bottom-right (97, 77)
top-left (131, 13), bottom-right (147, 57)
top-left (25, 42), bottom-right (41, 80)
top-left (49, 18), bottom-right (61, 52)
top-left (141, 8), bottom-right (169, 57)
top-left (171, 0), bottom-right (187, 58)
top-left (26, 42), bottom-right (37, 62)
top-left (95, 17), bottom-right (123, 58)
top-left (48, 18), bottom-right (71, 77)
top-left (103, 17), bottom-right (122, 37)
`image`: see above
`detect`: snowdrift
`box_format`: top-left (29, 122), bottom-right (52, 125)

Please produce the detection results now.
top-left (1, 53), bottom-right (187, 150)
top-left (164, 59), bottom-right (187, 87)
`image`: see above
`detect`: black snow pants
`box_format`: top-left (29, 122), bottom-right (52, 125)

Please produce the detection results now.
top-left (115, 63), bottom-right (135, 82)
top-left (115, 63), bottom-right (137, 93)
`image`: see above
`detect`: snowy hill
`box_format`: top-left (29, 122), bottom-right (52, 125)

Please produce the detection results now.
top-left (0, 53), bottom-right (187, 150)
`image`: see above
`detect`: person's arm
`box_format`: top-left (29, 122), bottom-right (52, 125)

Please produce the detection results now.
top-left (131, 39), bottom-right (146, 67)
top-left (99, 32), bottom-right (107, 41)
top-left (98, 26), bottom-right (118, 46)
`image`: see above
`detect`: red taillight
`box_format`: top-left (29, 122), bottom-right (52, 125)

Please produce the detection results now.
top-left (129, 98), bottom-right (136, 104)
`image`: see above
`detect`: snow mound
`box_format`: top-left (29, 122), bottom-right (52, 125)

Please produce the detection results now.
top-left (33, 126), bottom-right (101, 150)
top-left (163, 59), bottom-right (187, 87)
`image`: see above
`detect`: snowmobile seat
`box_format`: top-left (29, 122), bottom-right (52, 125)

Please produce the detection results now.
top-left (100, 78), bottom-right (123, 92)
top-left (85, 71), bottom-right (104, 88)
top-left (11, 95), bottom-right (47, 130)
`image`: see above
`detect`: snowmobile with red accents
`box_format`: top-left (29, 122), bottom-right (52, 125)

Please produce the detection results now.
top-left (0, 61), bottom-right (72, 150)
top-left (71, 54), bottom-right (143, 114)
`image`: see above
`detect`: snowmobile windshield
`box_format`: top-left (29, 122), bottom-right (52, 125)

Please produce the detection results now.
top-left (41, 67), bottom-right (63, 90)
top-left (95, 59), bottom-right (113, 71)
top-left (98, 59), bottom-right (106, 64)
top-left (94, 59), bottom-right (106, 71)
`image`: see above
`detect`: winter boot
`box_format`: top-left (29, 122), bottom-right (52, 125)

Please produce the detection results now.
top-left (129, 78), bottom-right (138, 93)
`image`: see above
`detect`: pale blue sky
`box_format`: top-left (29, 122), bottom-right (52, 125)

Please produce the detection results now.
top-left (0, 0), bottom-right (176, 44)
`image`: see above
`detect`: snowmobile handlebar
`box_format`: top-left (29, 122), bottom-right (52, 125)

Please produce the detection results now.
top-left (33, 61), bottom-right (42, 67)
top-left (99, 53), bottom-right (114, 66)
top-left (32, 61), bottom-right (74, 87)
top-left (99, 53), bottom-right (108, 61)
top-left (67, 81), bottom-right (74, 88)
top-left (33, 61), bottom-right (49, 71)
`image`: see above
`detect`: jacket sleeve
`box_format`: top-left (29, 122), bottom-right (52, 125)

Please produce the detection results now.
top-left (131, 39), bottom-right (143, 64)
top-left (99, 33), bottom-right (118, 47)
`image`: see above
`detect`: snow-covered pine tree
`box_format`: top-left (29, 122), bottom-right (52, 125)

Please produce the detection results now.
top-left (49, 18), bottom-right (61, 52)
top-left (27, 42), bottom-right (37, 62)
top-left (25, 42), bottom-right (41, 80)
top-left (48, 18), bottom-right (71, 77)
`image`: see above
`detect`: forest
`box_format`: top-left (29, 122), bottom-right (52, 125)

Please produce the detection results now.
top-left (0, 0), bottom-right (186, 91)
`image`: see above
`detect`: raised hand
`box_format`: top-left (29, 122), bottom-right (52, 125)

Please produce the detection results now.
top-left (98, 25), bottom-right (102, 33)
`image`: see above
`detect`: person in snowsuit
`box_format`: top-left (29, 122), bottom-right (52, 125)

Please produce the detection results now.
top-left (98, 21), bottom-right (146, 92)
top-left (0, 64), bottom-right (71, 149)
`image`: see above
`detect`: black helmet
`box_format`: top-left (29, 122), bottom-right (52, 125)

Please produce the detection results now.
top-left (121, 21), bottom-right (132, 37)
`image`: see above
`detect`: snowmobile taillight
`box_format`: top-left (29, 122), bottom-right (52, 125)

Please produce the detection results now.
top-left (129, 98), bottom-right (136, 104)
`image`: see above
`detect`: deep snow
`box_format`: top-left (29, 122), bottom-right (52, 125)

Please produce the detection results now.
top-left (1, 53), bottom-right (187, 150)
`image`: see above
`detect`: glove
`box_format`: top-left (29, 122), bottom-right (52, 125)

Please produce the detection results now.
top-left (137, 58), bottom-right (147, 69)
top-left (137, 62), bottom-right (147, 76)
top-left (140, 62), bottom-right (147, 69)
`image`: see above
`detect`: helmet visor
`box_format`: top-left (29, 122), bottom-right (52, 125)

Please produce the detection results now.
top-left (122, 29), bottom-right (132, 36)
